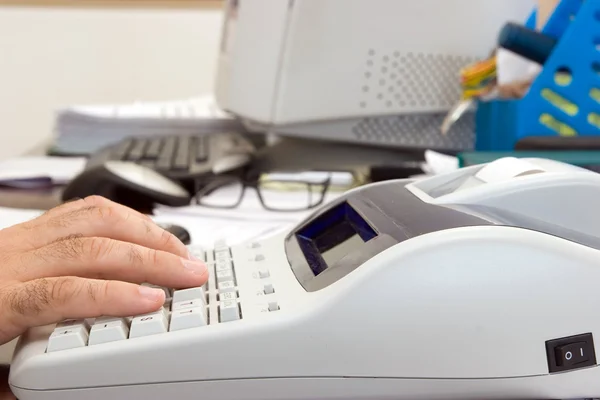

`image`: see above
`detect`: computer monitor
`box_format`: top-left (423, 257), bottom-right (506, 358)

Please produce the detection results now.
top-left (214, 0), bottom-right (535, 152)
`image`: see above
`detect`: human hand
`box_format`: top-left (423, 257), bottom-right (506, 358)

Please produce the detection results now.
top-left (0, 196), bottom-right (208, 397)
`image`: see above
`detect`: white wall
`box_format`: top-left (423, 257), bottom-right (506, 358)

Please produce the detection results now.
top-left (0, 5), bottom-right (224, 159)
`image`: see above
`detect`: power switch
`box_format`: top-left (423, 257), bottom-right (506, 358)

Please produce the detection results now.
top-left (555, 342), bottom-right (589, 367)
top-left (546, 333), bottom-right (596, 373)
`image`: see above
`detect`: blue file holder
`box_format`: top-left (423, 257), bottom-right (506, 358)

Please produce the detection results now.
top-left (475, 0), bottom-right (600, 151)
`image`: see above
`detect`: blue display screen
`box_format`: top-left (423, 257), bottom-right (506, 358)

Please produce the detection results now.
top-left (295, 201), bottom-right (377, 276)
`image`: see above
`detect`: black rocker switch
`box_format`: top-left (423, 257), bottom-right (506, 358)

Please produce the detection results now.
top-left (546, 333), bottom-right (596, 373)
top-left (555, 342), bottom-right (589, 366)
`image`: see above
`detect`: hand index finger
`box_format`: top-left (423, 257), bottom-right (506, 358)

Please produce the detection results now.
top-left (0, 278), bottom-right (165, 335)
top-left (20, 196), bottom-right (191, 259)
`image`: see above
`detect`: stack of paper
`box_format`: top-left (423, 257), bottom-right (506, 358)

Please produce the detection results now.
top-left (50, 95), bottom-right (245, 156)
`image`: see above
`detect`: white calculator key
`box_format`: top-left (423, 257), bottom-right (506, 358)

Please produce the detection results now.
top-left (188, 246), bottom-right (205, 261)
top-left (268, 301), bottom-right (280, 312)
top-left (141, 283), bottom-right (171, 299)
top-left (47, 325), bottom-right (89, 352)
top-left (172, 299), bottom-right (205, 311)
top-left (219, 299), bottom-right (240, 322)
top-left (216, 269), bottom-right (234, 283)
top-left (216, 261), bottom-right (232, 272)
top-left (129, 310), bottom-right (168, 338)
top-left (89, 317), bottom-right (129, 345)
top-left (258, 269), bottom-right (270, 279)
top-left (215, 250), bottom-right (231, 260)
top-left (170, 307), bottom-right (207, 331)
top-left (56, 319), bottom-right (90, 330)
top-left (263, 283), bottom-right (275, 294)
top-left (218, 280), bottom-right (236, 292)
top-left (219, 291), bottom-right (237, 301)
top-left (173, 287), bottom-right (206, 305)
top-left (214, 240), bottom-right (228, 250)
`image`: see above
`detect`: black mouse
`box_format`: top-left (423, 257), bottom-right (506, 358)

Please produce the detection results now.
top-left (62, 161), bottom-right (192, 213)
top-left (158, 223), bottom-right (192, 245)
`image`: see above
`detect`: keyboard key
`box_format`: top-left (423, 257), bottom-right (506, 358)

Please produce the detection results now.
top-left (216, 269), bottom-right (234, 283)
top-left (173, 136), bottom-right (190, 170)
top-left (195, 136), bottom-right (208, 162)
top-left (172, 299), bottom-right (205, 311)
top-left (170, 307), bottom-right (207, 331)
top-left (214, 240), bottom-right (228, 251)
top-left (47, 323), bottom-right (89, 352)
top-left (218, 280), bottom-right (236, 293)
top-left (258, 269), bottom-right (270, 279)
top-left (129, 310), bottom-right (168, 338)
top-left (89, 317), bottom-right (129, 345)
top-left (155, 158), bottom-right (172, 171)
top-left (268, 301), bottom-right (280, 312)
top-left (127, 140), bottom-right (147, 161)
top-left (56, 319), bottom-right (91, 330)
top-left (188, 246), bottom-right (205, 261)
top-left (145, 139), bottom-right (163, 159)
top-left (173, 287), bottom-right (206, 305)
top-left (141, 283), bottom-right (171, 299)
top-left (140, 160), bottom-right (156, 169)
top-left (156, 137), bottom-right (176, 170)
top-left (216, 260), bottom-right (232, 272)
top-left (218, 291), bottom-right (237, 301)
top-left (263, 282), bottom-right (275, 294)
top-left (215, 249), bottom-right (231, 260)
top-left (112, 139), bottom-right (133, 160)
top-left (219, 299), bottom-right (240, 322)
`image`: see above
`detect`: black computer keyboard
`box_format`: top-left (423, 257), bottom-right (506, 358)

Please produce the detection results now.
top-left (84, 132), bottom-right (257, 193)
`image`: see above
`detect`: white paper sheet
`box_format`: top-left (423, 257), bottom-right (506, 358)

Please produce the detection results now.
top-left (152, 212), bottom-right (292, 248)
top-left (418, 150), bottom-right (460, 177)
top-left (0, 207), bottom-right (44, 230)
top-left (496, 48), bottom-right (542, 86)
top-left (66, 95), bottom-right (232, 120)
top-left (0, 205), bottom-right (290, 249)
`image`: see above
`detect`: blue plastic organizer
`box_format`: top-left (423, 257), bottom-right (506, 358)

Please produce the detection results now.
top-left (475, 0), bottom-right (600, 151)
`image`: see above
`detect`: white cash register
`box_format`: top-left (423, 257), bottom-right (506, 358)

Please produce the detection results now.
top-left (9, 157), bottom-right (600, 400)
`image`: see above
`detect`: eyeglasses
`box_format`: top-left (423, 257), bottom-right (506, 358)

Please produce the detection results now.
top-left (193, 173), bottom-right (333, 212)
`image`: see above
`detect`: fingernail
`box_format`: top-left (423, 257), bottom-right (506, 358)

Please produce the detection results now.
top-left (182, 258), bottom-right (208, 275)
top-left (138, 286), bottom-right (164, 302)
